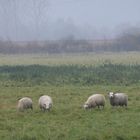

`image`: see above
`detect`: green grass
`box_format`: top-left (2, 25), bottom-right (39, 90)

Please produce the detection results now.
top-left (0, 53), bottom-right (140, 140)
top-left (0, 52), bottom-right (140, 66)
top-left (0, 64), bottom-right (140, 86)
top-left (0, 85), bottom-right (140, 140)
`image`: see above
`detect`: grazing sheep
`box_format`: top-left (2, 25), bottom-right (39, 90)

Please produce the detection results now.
top-left (39, 95), bottom-right (53, 111)
top-left (108, 92), bottom-right (128, 107)
top-left (17, 97), bottom-right (33, 111)
top-left (83, 94), bottom-right (106, 109)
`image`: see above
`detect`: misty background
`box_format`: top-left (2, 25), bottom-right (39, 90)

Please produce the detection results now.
top-left (0, 0), bottom-right (140, 53)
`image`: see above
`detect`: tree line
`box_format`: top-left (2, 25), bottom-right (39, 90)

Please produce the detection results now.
top-left (0, 31), bottom-right (140, 54)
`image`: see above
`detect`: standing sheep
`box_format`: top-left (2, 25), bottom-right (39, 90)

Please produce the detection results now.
top-left (39, 95), bottom-right (53, 111)
top-left (83, 94), bottom-right (106, 109)
top-left (17, 97), bottom-right (33, 112)
top-left (108, 92), bottom-right (128, 107)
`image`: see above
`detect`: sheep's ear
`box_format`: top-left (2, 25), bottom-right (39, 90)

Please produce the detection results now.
top-left (17, 97), bottom-right (21, 101)
top-left (49, 104), bottom-right (52, 108)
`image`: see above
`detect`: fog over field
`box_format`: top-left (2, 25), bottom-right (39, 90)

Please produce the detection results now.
top-left (0, 0), bottom-right (140, 53)
top-left (0, 2), bottom-right (140, 140)
top-left (0, 0), bottom-right (140, 41)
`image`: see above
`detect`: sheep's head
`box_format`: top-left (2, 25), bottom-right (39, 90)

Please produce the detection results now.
top-left (83, 103), bottom-right (89, 109)
top-left (43, 103), bottom-right (51, 110)
top-left (108, 92), bottom-right (114, 98)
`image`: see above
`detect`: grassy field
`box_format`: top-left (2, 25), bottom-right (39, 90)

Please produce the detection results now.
top-left (0, 52), bottom-right (140, 140)
top-left (0, 52), bottom-right (140, 66)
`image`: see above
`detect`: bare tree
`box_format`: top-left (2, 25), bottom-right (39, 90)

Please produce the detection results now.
top-left (12, 0), bottom-right (19, 40)
top-left (32, 0), bottom-right (49, 41)
top-left (0, 0), bottom-right (49, 41)
top-left (0, 0), bottom-right (12, 40)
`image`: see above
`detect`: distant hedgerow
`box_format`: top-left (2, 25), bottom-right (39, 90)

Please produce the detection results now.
top-left (0, 64), bottom-right (140, 86)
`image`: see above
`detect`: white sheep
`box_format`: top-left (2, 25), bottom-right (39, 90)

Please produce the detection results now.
top-left (83, 94), bottom-right (106, 109)
top-left (38, 95), bottom-right (53, 111)
top-left (17, 97), bottom-right (33, 111)
top-left (108, 92), bottom-right (128, 107)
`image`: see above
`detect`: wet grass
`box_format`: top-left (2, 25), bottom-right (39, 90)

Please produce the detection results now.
top-left (0, 53), bottom-right (140, 140)
top-left (0, 85), bottom-right (140, 140)
top-left (0, 64), bottom-right (140, 86)
top-left (0, 52), bottom-right (140, 66)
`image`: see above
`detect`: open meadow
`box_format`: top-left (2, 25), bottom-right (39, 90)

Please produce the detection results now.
top-left (1, 52), bottom-right (140, 66)
top-left (0, 52), bottom-right (140, 140)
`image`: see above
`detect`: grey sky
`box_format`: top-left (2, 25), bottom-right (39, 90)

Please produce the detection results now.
top-left (0, 0), bottom-right (140, 40)
top-left (49, 0), bottom-right (140, 27)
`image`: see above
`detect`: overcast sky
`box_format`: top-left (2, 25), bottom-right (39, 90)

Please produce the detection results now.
top-left (49, 0), bottom-right (140, 27)
top-left (0, 0), bottom-right (140, 41)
